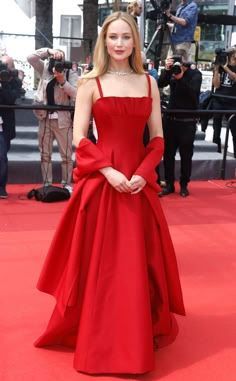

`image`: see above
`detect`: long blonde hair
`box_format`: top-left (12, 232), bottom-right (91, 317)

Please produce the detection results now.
top-left (84, 12), bottom-right (144, 79)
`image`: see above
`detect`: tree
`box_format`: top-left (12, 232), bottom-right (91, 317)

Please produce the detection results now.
top-left (83, 0), bottom-right (99, 62)
top-left (35, 0), bottom-right (53, 50)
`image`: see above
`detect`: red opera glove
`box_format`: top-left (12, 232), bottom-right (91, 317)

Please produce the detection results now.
top-left (73, 138), bottom-right (112, 183)
top-left (134, 136), bottom-right (164, 186)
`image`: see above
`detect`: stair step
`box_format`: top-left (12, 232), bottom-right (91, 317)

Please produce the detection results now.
top-left (8, 151), bottom-right (75, 161)
top-left (6, 112), bottom-right (235, 183)
top-left (195, 130), bottom-right (206, 141)
top-left (15, 126), bottom-right (38, 139)
top-left (10, 140), bottom-right (219, 154)
top-left (194, 140), bottom-right (219, 153)
top-left (10, 139), bottom-right (61, 153)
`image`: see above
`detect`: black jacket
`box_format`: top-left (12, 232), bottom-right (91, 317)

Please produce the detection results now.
top-left (158, 66), bottom-right (202, 115)
top-left (0, 78), bottom-right (21, 141)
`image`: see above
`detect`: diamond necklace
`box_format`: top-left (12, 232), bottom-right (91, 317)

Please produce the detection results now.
top-left (107, 69), bottom-right (134, 76)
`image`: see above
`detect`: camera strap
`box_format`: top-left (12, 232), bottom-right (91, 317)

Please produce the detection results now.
top-left (65, 69), bottom-right (72, 105)
top-left (46, 77), bottom-right (57, 108)
top-left (66, 69), bottom-right (69, 82)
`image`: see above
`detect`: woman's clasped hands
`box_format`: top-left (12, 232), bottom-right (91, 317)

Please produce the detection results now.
top-left (100, 167), bottom-right (146, 194)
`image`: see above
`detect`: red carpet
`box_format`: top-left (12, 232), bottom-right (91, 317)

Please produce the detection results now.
top-left (0, 181), bottom-right (236, 381)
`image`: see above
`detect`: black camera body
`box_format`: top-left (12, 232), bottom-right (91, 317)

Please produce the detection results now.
top-left (48, 58), bottom-right (72, 74)
top-left (169, 56), bottom-right (183, 75)
top-left (0, 61), bottom-right (18, 82)
top-left (214, 48), bottom-right (228, 66)
top-left (147, 0), bottom-right (172, 20)
top-left (160, 0), bottom-right (172, 12)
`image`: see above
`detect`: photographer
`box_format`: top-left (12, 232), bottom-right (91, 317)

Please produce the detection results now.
top-left (127, 1), bottom-right (143, 24)
top-left (0, 55), bottom-right (22, 199)
top-left (211, 47), bottom-right (236, 157)
top-left (158, 55), bottom-right (202, 197)
top-left (27, 48), bottom-right (78, 192)
top-left (165, 0), bottom-right (198, 62)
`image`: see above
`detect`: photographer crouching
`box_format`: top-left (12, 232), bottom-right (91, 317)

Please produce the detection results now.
top-left (211, 47), bottom-right (236, 157)
top-left (158, 55), bottom-right (202, 197)
top-left (0, 55), bottom-right (22, 199)
top-left (27, 48), bottom-right (78, 192)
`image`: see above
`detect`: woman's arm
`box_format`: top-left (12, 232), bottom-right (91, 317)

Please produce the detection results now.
top-left (131, 77), bottom-right (164, 191)
top-left (212, 66), bottom-right (221, 89)
top-left (147, 76), bottom-right (163, 139)
top-left (73, 79), bottom-right (94, 146)
top-left (222, 65), bottom-right (236, 82)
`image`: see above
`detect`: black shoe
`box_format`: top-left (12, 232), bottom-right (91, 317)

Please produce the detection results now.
top-left (0, 188), bottom-right (8, 199)
top-left (159, 184), bottom-right (175, 197)
top-left (180, 185), bottom-right (189, 197)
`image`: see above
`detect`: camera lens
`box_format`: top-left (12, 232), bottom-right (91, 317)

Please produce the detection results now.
top-left (171, 62), bottom-right (182, 75)
top-left (0, 70), bottom-right (10, 81)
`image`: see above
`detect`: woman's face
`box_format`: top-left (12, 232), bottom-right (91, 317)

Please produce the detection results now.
top-left (105, 19), bottom-right (134, 63)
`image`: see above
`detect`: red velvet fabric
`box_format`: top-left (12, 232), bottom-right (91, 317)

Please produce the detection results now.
top-left (73, 137), bottom-right (112, 182)
top-left (135, 136), bottom-right (164, 188)
top-left (35, 95), bottom-right (185, 375)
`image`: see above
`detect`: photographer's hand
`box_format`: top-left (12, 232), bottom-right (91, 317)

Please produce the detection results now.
top-left (165, 58), bottom-right (174, 70)
top-left (47, 48), bottom-right (64, 61)
top-left (212, 66), bottom-right (221, 89)
top-left (221, 56), bottom-right (229, 70)
top-left (165, 9), bottom-right (171, 19)
top-left (165, 10), bottom-right (187, 26)
top-left (214, 64), bottom-right (220, 73)
top-left (221, 64), bottom-right (236, 82)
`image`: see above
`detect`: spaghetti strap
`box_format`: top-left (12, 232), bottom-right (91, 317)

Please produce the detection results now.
top-left (145, 73), bottom-right (151, 98)
top-left (96, 77), bottom-right (103, 98)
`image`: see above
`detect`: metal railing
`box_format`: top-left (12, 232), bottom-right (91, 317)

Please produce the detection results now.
top-left (0, 103), bottom-right (235, 180)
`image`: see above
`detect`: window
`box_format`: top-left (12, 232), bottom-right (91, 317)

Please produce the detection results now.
top-left (60, 15), bottom-right (82, 47)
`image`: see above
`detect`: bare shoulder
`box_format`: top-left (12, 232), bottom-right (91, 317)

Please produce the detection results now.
top-left (137, 73), bottom-right (158, 86)
top-left (76, 78), bottom-right (97, 102)
top-left (148, 75), bottom-right (159, 97)
top-left (78, 77), bottom-right (97, 92)
top-left (148, 75), bottom-right (158, 88)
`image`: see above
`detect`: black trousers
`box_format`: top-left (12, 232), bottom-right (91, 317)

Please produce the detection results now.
top-left (212, 98), bottom-right (236, 157)
top-left (213, 113), bottom-right (236, 158)
top-left (163, 118), bottom-right (196, 186)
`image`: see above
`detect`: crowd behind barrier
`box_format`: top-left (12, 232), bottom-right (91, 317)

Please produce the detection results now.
top-left (1, 42), bottom-right (236, 198)
top-left (0, 102), bottom-right (235, 182)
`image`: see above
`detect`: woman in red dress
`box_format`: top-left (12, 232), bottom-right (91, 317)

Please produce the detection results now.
top-left (35, 11), bottom-right (185, 375)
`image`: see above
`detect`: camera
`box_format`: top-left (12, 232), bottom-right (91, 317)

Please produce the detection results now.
top-left (214, 48), bottom-right (228, 66)
top-left (146, 0), bottom-right (172, 21)
top-left (160, 0), bottom-right (172, 12)
top-left (0, 61), bottom-right (18, 82)
top-left (48, 58), bottom-right (72, 74)
top-left (169, 56), bottom-right (182, 75)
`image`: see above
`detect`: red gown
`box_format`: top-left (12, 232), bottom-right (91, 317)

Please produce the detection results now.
top-left (35, 75), bottom-right (185, 374)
